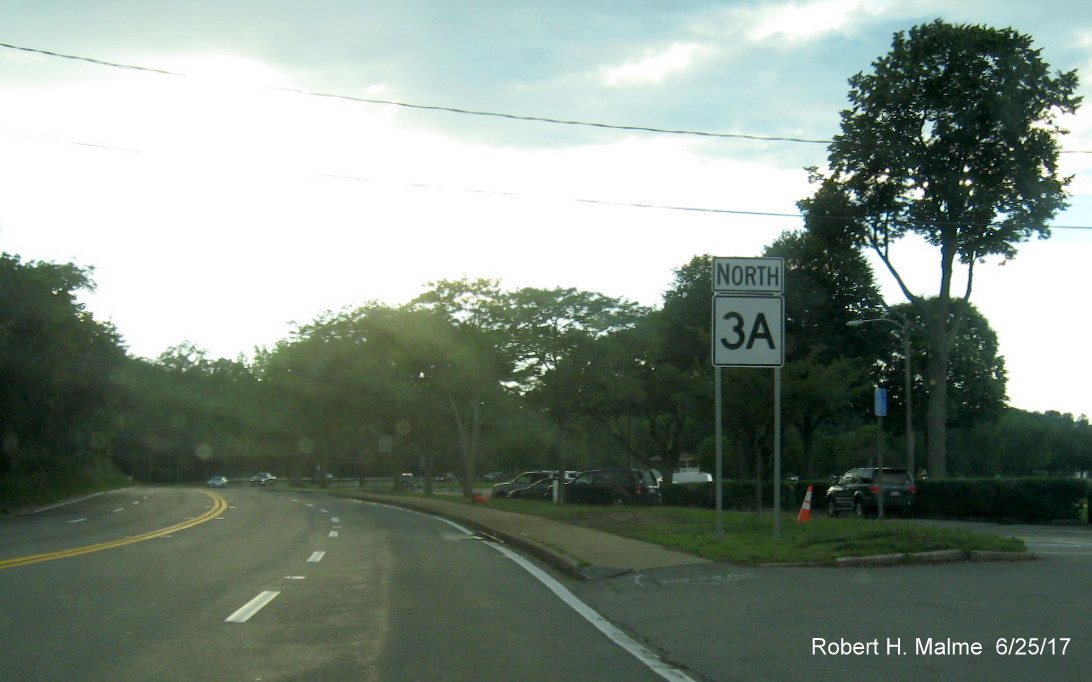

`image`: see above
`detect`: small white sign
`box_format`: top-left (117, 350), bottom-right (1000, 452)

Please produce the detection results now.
top-left (712, 257), bottom-right (784, 294)
top-left (712, 295), bottom-right (784, 367)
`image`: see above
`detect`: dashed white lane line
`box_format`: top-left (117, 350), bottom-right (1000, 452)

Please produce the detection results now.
top-left (307, 551), bottom-right (326, 563)
top-left (67, 518), bottom-right (88, 524)
top-left (330, 517), bottom-right (340, 524)
top-left (112, 508), bottom-right (124, 513)
top-left (328, 530), bottom-right (339, 538)
top-left (225, 591), bottom-right (281, 623)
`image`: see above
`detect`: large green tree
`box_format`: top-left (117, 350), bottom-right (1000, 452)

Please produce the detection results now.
top-left (0, 253), bottom-right (127, 498)
top-left (801, 20), bottom-right (1080, 476)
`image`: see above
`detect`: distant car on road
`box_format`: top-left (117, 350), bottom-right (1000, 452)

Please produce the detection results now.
top-left (250, 472), bottom-right (276, 487)
top-left (206, 476), bottom-right (228, 488)
top-left (565, 468), bottom-right (661, 505)
top-left (825, 467), bottom-right (917, 517)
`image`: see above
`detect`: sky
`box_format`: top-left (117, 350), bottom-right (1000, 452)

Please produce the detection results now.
top-left (1, 0), bottom-right (1091, 418)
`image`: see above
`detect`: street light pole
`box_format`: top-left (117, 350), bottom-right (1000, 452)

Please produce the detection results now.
top-left (847, 318), bottom-right (914, 477)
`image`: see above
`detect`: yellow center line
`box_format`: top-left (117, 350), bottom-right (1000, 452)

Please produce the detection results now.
top-left (0, 491), bottom-right (229, 570)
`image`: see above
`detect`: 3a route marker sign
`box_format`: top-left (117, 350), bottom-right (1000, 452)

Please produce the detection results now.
top-left (711, 294), bottom-right (784, 367)
top-left (710, 256), bottom-right (786, 540)
top-left (711, 256), bottom-right (784, 368)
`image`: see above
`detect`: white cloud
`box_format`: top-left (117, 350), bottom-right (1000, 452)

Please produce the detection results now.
top-left (745, 0), bottom-right (889, 42)
top-left (599, 43), bottom-right (706, 86)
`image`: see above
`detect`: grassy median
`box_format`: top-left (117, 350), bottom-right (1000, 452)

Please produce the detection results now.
top-left (459, 497), bottom-right (1027, 564)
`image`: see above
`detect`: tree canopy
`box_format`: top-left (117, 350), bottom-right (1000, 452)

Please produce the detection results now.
top-left (800, 19), bottom-right (1080, 477)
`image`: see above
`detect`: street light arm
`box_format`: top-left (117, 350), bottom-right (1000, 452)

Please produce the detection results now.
top-left (847, 318), bottom-right (900, 329)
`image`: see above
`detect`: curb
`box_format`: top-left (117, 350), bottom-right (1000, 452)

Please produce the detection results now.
top-left (349, 492), bottom-right (599, 580)
top-left (318, 489), bottom-right (1039, 572)
top-left (835, 548), bottom-right (1035, 567)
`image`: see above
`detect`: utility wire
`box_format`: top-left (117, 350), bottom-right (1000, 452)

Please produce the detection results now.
top-left (2, 41), bottom-right (1091, 229)
top-left (4, 41), bottom-right (1091, 152)
top-left (0, 41), bottom-right (827, 144)
top-left (320, 172), bottom-right (1092, 230)
top-left (0, 42), bottom-right (181, 76)
top-left (3, 129), bottom-right (1090, 230)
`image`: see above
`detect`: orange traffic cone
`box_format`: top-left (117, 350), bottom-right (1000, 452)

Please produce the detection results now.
top-left (797, 485), bottom-right (814, 522)
top-left (472, 493), bottom-right (488, 504)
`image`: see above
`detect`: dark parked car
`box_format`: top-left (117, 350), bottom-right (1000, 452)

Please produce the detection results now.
top-left (491, 470), bottom-right (555, 498)
top-left (508, 476), bottom-right (561, 501)
top-left (825, 467), bottom-right (917, 517)
top-left (565, 468), bottom-right (661, 505)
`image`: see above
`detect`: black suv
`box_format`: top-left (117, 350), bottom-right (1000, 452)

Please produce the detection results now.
top-left (565, 468), bottom-right (661, 505)
top-left (825, 467), bottom-right (916, 517)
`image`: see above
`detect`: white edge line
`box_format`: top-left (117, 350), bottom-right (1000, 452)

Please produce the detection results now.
top-left (376, 504), bottom-right (697, 682)
top-left (225, 591), bottom-right (281, 623)
top-left (27, 491), bottom-right (108, 514)
top-left (490, 543), bottom-right (698, 682)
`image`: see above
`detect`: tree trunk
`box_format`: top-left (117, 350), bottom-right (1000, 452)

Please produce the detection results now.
top-left (925, 285), bottom-right (952, 479)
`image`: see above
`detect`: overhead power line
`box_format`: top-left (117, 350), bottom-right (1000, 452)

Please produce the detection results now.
top-left (319, 172), bottom-right (1092, 230)
top-left (2, 41), bottom-right (1091, 230)
top-left (4, 41), bottom-right (1091, 152)
top-left (0, 41), bottom-right (180, 76)
top-left (2, 127), bottom-right (1090, 231)
top-left (1, 41), bottom-right (832, 144)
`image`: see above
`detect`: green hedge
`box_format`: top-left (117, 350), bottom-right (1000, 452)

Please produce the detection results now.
top-left (914, 478), bottom-right (1087, 523)
top-left (663, 479), bottom-right (830, 512)
top-left (663, 477), bottom-right (1089, 523)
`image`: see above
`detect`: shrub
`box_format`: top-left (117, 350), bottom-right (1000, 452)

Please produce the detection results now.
top-left (662, 479), bottom-right (830, 511)
top-left (914, 478), bottom-right (1086, 522)
top-left (664, 477), bottom-right (1085, 523)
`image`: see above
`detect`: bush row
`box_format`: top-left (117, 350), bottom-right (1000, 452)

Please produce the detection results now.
top-left (913, 478), bottom-right (1088, 523)
top-left (662, 479), bottom-right (829, 512)
top-left (662, 477), bottom-right (1090, 523)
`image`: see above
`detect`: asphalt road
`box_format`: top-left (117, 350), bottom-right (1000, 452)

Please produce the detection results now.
top-left (574, 519), bottom-right (1092, 682)
top-left (0, 487), bottom-right (683, 682)
top-left (4, 488), bottom-right (1089, 682)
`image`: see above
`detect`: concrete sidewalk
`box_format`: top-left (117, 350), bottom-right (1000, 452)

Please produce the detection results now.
top-left (354, 492), bottom-right (710, 579)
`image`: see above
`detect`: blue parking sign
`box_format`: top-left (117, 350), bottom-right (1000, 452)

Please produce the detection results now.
top-left (874, 388), bottom-right (888, 417)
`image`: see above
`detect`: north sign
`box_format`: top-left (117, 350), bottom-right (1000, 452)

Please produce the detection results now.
top-left (712, 257), bottom-right (784, 294)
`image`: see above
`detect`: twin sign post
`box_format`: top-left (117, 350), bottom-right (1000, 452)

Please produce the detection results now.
top-left (711, 257), bottom-right (785, 539)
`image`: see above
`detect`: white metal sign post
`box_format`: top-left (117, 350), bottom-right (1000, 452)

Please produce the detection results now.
top-left (711, 257), bottom-right (785, 540)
